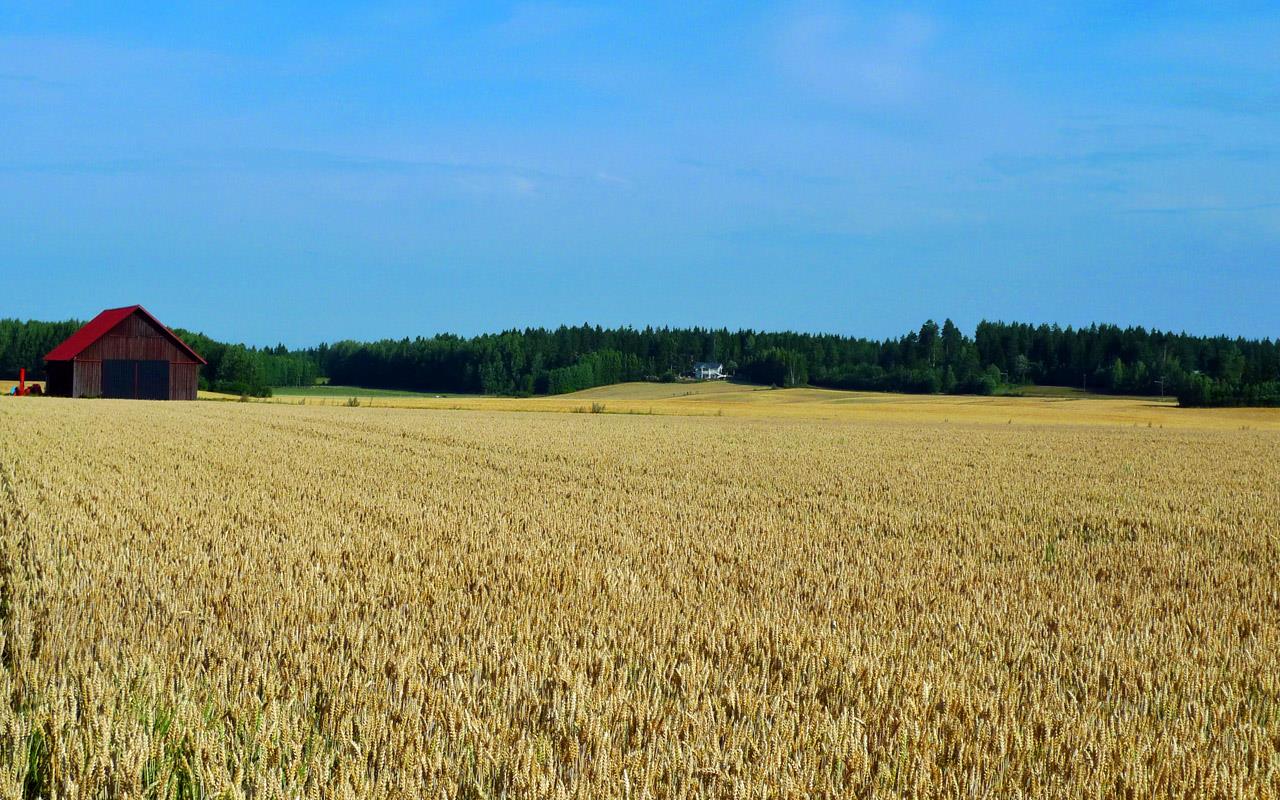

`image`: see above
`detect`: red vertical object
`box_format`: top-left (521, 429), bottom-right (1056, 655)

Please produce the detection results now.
top-left (18, 368), bottom-right (24, 395)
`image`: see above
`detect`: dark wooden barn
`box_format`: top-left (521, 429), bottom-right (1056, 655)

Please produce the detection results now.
top-left (44, 305), bottom-right (206, 400)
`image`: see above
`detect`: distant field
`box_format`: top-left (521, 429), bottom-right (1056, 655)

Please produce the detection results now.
top-left (997, 384), bottom-right (1178, 402)
top-left (564, 379), bottom-right (763, 400)
top-left (269, 381), bottom-right (753, 402)
top-left (270, 384), bottom-right (465, 399)
top-left (223, 380), bottom-right (1278, 431)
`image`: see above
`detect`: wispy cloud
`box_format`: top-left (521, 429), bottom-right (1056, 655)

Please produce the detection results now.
top-left (676, 157), bottom-right (857, 188)
top-left (987, 145), bottom-right (1199, 177)
top-left (774, 6), bottom-right (938, 105)
top-left (1220, 147), bottom-right (1277, 162)
top-left (1114, 15), bottom-right (1280, 117)
top-left (594, 171), bottom-right (632, 189)
top-left (1, 145), bottom-right (534, 173)
top-left (1160, 87), bottom-right (1280, 117)
top-left (0, 146), bottom-right (645, 200)
top-left (1132, 16), bottom-right (1280, 71)
top-left (494, 3), bottom-right (605, 44)
top-left (456, 172), bottom-right (539, 197)
top-left (1121, 201), bottom-right (1280, 216)
top-left (0, 34), bottom-right (241, 85)
top-left (0, 72), bottom-right (54, 84)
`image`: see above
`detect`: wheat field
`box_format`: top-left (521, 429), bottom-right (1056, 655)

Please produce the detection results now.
top-left (0, 396), bottom-right (1277, 798)
top-left (217, 381), bottom-right (1280, 432)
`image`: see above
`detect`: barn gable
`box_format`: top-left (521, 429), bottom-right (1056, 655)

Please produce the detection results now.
top-left (45, 305), bottom-right (206, 364)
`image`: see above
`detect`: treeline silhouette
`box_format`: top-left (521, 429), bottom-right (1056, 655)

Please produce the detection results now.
top-left (3, 317), bottom-right (1277, 406)
top-left (173, 330), bottom-right (319, 397)
top-left (305, 320), bottom-right (1279, 407)
top-left (0, 319), bottom-right (81, 380)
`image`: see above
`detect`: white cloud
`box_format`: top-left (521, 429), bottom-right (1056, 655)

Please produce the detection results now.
top-left (495, 3), bottom-right (604, 43)
top-left (594, 171), bottom-right (632, 189)
top-left (775, 7), bottom-right (938, 105)
top-left (456, 173), bottom-right (539, 198)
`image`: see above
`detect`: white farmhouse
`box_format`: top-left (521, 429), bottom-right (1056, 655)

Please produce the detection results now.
top-left (692, 361), bottom-right (728, 380)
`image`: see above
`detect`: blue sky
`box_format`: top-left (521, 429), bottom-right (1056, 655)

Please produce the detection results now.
top-left (2, 2), bottom-right (1277, 346)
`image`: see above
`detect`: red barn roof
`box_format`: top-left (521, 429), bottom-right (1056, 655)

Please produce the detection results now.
top-left (45, 305), bottom-right (207, 364)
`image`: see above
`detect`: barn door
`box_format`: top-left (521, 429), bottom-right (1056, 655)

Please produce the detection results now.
top-left (101, 359), bottom-right (170, 399)
top-left (136, 361), bottom-right (170, 400)
top-left (102, 360), bottom-right (134, 398)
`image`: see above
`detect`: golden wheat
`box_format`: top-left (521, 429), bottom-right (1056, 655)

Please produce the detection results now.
top-left (0, 397), bottom-right (1276, 798)
top-left (226, 381), bottom-right (1280, 432)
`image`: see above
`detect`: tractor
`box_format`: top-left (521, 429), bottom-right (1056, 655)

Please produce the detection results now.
top-left (7, 368), bottom-right (41, 396)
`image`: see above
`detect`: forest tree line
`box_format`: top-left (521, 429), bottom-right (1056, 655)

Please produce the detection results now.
top-left (2, 317), bottom-right (1277, 406)
top-left (305, 320), bottom-right (1279, 407)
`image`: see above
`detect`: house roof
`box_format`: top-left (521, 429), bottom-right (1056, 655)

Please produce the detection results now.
top-left (45, 305), bottom-right (207, 364)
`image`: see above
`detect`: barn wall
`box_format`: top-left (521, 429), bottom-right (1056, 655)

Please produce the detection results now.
top-left (170, 363), bottom-right (199, 400)
top-left (73, 360), bottom-right (102, 398)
